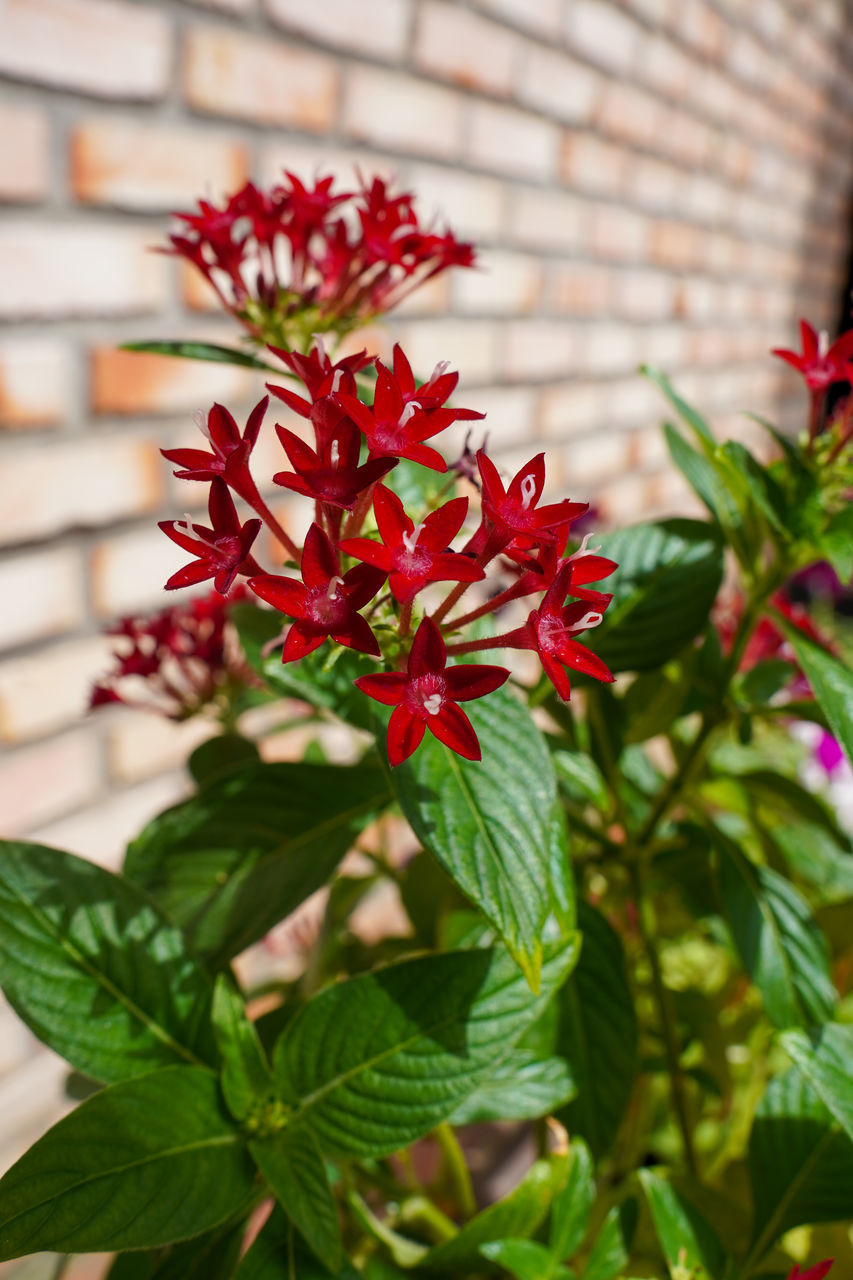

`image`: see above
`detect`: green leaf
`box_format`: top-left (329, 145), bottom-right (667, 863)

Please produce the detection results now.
top-left (0, 1066), bottom-right (255, 1259)
top-left (557, 902), bottom-right (638, 1158)
top-left (0, 841), bottom-right (216, 1083)
top-left (736, 660), bottom-right (798, 707)
top-left (768, 821), bottom-right (853, 903)
top-left (780, 1023), bottom-right (853, 1142)
top-left (145, 1215), bottom-right (250, 1280)
top-left (272, 940), bottom-right (579, 1158)
top-left (188, 734), bottom-right (261, 788)
top-left (235, 1207), bottom-right (360, 1280)
top-left (388, 683), bottom-right (573, 990)
top-left (780, 624), bottom-right (853, 770)
top-left (589, 520), bottom-right (724, 673)
top-left (233, 603), bottom-right (378, 731)
top-left (480, 1239), bottom-right (556, 1280)
top-left (418, 1152), bottom-right (568, 1273)
top-left (121, 339), bottom-right (281, 372)
top-left (386, 456), bottom-right (451, 515)
top-left (715, 832), bottom-right (836, 1028)
top-left (583, 1199), bottom-right (637, 1280)
top-left (622, 653), bottom-right (695, 743)
top-left (553, 751), bottom-right (609, 812)
top-left (549, 1137), bottom-right (594, 1262)
top-left (251, 1126), bottom-right (342, 1273)
top-left (641, 366), bottom-right (715, 442)
top-left (638, 1170), bottom-right (726, 1280)
top-left (748, 1067), bottom-right (853, 1253)
top-left (820, 505), bottom-right (853, 582)
top-left (125, 759), bottom-right (389, 966)
top-left (447, 1051), bottom-right (575, 1124)
top-left (720, 439), bottom-right (789, 537)
top-left (212, 976), bottom-right (272, 1121)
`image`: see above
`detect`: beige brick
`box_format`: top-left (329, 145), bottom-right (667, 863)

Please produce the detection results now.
top-left (584, 323), bottom-right (640, 374)
top-left (108, 713), bottom-right (212, 784)
top-left (0, 436), bottom-right (162, 547)
top-left (472, 0), bottom-right (562, 38)
top-left (264, 0), bottom-right (410, 60)
top-left (0, 548), bottom-right (84, 651)
top-left (630, 156), bottom-right (680, 211)
top-left (614, 269), bottom-right (677, 321)
top-left (30, 773), bottom-right (188, 871)
top-left (509, 187), bottom-right (586, 252)
top-left (564, 1), bottom-right (642, 74)
top-left (393, 320), bottom-right (499, 386)
top-left (344, 67), bottom-right (464, 160)
top-left (91, 526), bottom-right (187, 618)
top-left (0, 0), bottom-right (171, 99)
top-left (90, 346), bottom-right (257, 416)
top-left (467, 102), bottom-right (561, 180)
top-left (649, 219), bottom-right (700, 269)
top-left (415, 2), bottom-right (516, 95)
top-left (538, 382), bottom-right (604, 438)
top-left (0, 224), bottom-right (167, 318)
top-left (549, 262), bottom-right (612, 315)
top-left (563, 430), bottom-right (631, 486)
top-left (588, 205), bottom-right (649, 261)
top-left (504, 321), bottom-right (580, 380)
top-left (640, 33), bottom-right (691, 100)
top-left (0, 102), bottom-right (50, 202)
top-left (0, 729), bottom-right (101, 836)
top-left (404, 163), bottom-right (506, 241)
top-left (516, 45), bottom-right (600, 125)
top-left (470, 385), bottom-right (537, 451)
top-left (560, 132), bottom-right (629, 197)
top-left (453, 250), bottom-right (543, 315)
top-left (597, 83), bottom-right (661, 149)
top-left (71, 119), bottom-right (249, 210)
top-left (0, 636), bottom-right (110, 744)
top-left (184, 26), bottom-right (338, 130)
top-left (0, 339), bottom-right (69, 429)
top-left (186, 0), bottom-right (255, 11)
top-left (259, 140), bottom-right (398, 190)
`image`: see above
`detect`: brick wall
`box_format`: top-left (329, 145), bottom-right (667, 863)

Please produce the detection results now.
top-left (1, 0), bottom-right (853, 1213)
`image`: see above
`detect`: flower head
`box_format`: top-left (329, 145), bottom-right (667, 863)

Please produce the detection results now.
top-left (159, 477), bottom-right (262, 594)
top-left (773, 321), bottom-right (853, 392)
top-left (161, 397), bottom-right (268, 501)
top-left (273, 421), bottom-right (397, 510)
top-left (475, 451), bottom-right (588, 555)
top-left (355, 617), bottom-right (508, 765)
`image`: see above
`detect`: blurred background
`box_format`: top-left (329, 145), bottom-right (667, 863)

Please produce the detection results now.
top-left (1, 0), bottom-right (853, 1250)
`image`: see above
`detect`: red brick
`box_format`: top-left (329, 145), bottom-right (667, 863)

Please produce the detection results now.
top-left (184, 26), bottom-right (338, 129)
top-left (415, 2), bottom-right (516, 95)
top-left (0, 102), bottom-right (49, 202)
top-left (0, 224), bottom-right (167, 318)
top-left (71, 119), bottom-right (249, 210)
top-left (0, 636), bottom-right (110, 744)
top-left (516, 46), bottom-right (600, 125)
top-left (0, 0), bottom-right (171, 99)
top-left (0, 435), bottom-right (162, 547)
top-left (344, 68), bottom-right (464, 160)
top-left (90, 346), bottom-right (257, 416)
top-left (0, 339), bottom-right (69, 429)
top-left (265, 0), bottom-right (410, 60)
top-left (0, 548), bottom-right (85, 651)
top-left (467, 102), bottom-right (561, 180)
top-left (0, 729), bottom-right (101, 836)
top-left (453, 251), bottom-right (543, 315)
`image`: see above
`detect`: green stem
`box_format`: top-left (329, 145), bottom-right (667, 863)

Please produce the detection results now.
top-left (434, 1122), bottom-right (477, 1220)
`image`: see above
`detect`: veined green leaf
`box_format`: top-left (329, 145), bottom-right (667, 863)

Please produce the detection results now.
top-left (125, 759), bottom-right (390, 966)
top-left (447, 1051), bottom-right (575, 1125)
top-left (638, 1171), bottom-right (726, 1280)
top-left (748, 1067), bottom-right (853, 1254)
top-left (273, 941), bottom-right (579, 1158)
top-left (549, 1137), bottom-right (594, 1262)
top-left (250, 1126), bottom-right (341, 1273)
top-left (212, 976), bottom-right (272, 1121)
top-left (0, 841), bottom-right (216, 1083)
top-left (780, 1024), bottom-right (853, 1143)
top-left (388, 684), bottom-right (573, 989)
top-left (0, 1067), bottom-right (255, 1259)
top-left (234, 1206), bottom-right (360, 1279)
top-left (715, 832), bottom-right (836, 1028)
top-left (589, 520), bottom-right (724, 673)
top-left (558, 902), bottom-right (638, 1158)
top-left (121, 339), bottom-right (281, 373)
top-left (780, 623), bottom-right (853, 770)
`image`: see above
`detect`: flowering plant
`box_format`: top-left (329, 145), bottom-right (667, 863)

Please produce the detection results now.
top-left (0, 176), bottom-right (851, 1280)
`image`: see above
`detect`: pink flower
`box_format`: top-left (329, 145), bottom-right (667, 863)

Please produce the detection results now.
top-left (340, 485), bottom-right (484, 603)
top-left (355, 617), bottom-right (508, 766)
top-left (249, 523), bottom-right (385, 662)
top-left (159, 477), bottom-right (262, 594)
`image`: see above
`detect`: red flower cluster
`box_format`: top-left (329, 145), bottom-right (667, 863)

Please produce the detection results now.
top-left (773, 319), bottom-right (853, 447)
top-left (165, 172), bottom-right (476, 349)
top-left (91, 587), bottom-right (252, 720)
top-left (156, 338), bottom-right (617, 765)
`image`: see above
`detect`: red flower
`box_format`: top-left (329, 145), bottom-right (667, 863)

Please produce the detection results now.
top-left (273, 421), bottom-right (397, 510)
top-left (773, 320), bottom-right (853, 392)
top-left (161, 397), bottom-right (267, 501)
top-left (340, 485), bottom-right (484, 602)
top-left (476, 451), bottom-right (588, 553)
top-left (249, 523), bottom-right (385, 662)
top-left (267, 341), bottom-right (372, 450)
top-left (160, 478), bottom-right (262, 594)
top-left (389, 343), bottom-right (483, 421)
top-left (501, 561), bottom-right (615, 701)
top-left (355, 617), bottom-right (508, 765)
top-left (787, 1261), bottom-right (833, 1280)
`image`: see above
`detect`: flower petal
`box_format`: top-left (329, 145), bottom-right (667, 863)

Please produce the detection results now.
top-left (301, 523), bottom-right (339, 589)
top-left (445, 663), bottom-right (510, 702)
top-left (387, 704), bottom-right (425, 766)
top-left (354, 672), bottom-right (408, 706)
top-left (408, 616), bottom-right (446, 678)
top-left (428, 702), bottom-right (481, 760)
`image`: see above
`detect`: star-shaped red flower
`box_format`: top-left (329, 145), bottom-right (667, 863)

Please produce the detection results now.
top-left (160, 477), bottom-right (262, 594)
top-left (161, 397), bottom-right (268, 501)
top-left (476, 451), bottom-right (588, 553)
top-left (339, 485), bottom-right (484, 603)
top-left (773, 320), bottom-right (853, 392)
top-left (273, 421), bottom-right (397, 510)
top-left (249, 522), bottom-right (385, 663)
top-left (355, 617), bottom-right (509, 765)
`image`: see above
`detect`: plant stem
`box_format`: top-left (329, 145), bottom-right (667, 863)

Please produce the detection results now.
top-left (434, 1122), bottom-right (477, 1220)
